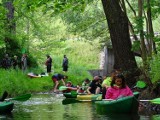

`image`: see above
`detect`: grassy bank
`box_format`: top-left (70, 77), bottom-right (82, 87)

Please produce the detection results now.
top-left (0, 67), bottom-right (93, 96)
top-left (0, 40), bottom-right (100, 96)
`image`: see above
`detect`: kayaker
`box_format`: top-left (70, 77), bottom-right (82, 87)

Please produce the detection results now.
top-left (105, 74), bottom-right (133, 100)
top-left (102, 70), bottom-right (117, 99)
top-left (77, 78), bottom-right (91, 93)
top-left (102, 76), bottom-right (112, 99)
top-left (52, 73), bottom-right (68, 92)
top-left (63, 81), bottom-right (77, 93)
top-left (86, 76), bottom-right (102, 94)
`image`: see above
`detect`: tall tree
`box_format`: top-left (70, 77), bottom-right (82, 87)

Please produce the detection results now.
top-left (101, 0), bottom-right (139, 86)
top-left (3, 0), bottom-right (17, 55)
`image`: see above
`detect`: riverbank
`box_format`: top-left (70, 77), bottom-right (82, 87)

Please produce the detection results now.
top-left (0, 68), bottom-right (92, 97)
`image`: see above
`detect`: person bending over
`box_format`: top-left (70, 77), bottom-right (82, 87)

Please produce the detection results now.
top-left (52, 73), bottom-right (68, 92)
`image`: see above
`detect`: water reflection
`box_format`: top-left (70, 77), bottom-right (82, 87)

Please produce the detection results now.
top-left (0, 93), bottom-right (160, 120)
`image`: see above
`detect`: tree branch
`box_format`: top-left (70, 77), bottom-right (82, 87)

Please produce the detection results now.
top-left (125, 0), bottom-right (137, 17)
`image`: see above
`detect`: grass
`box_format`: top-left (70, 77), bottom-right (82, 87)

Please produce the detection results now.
top-left (0, 40), bottom-right (100, 96)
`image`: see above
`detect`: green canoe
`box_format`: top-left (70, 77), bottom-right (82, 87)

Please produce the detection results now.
top-left (0, 101), bottom-right (14, 113)
top-left (63, 93), bottom-right (77, 98)
top-left (95, 96), bottom-right (139, 114)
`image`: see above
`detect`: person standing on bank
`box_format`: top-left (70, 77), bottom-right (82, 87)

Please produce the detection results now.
top-left (62, 55), bottom-right (68, 72)
top-left (21, 54), bottom-right (27, 72)
top-left (1, 54), bottom-right (11, 69)
top-left (45, 55), bottom-right (52, 75)
top-left (12, 55), bottom-right (18, 69)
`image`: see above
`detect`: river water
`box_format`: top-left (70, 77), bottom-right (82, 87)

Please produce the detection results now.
top-left (0, 93), bottom-right (160, 120)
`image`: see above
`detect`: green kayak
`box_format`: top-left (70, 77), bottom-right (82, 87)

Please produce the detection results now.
top-left (63, 93), bottom-right (77, 98)
top-left (95, 96), bottom-right (139, 114)
top-left (0, 101), bottom-right (14, 113)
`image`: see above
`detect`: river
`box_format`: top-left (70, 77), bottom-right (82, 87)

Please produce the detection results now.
top-left (0, 93), bottom-right (160, 120)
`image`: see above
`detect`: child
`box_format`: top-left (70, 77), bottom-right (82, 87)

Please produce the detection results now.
top-left (105, 74), bottom-right (133, 100)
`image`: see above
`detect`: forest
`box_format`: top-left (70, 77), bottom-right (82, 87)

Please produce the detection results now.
top-left (0, 0), bottom-right (160, 98)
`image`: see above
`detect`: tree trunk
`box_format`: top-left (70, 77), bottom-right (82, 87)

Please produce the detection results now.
top-left (101, 0), bottom-right (139, 86)
top-left (146, 0), bottom-right (157, 55)
top-left (138, 0), bottom-right (148, 63)
top-left (4, 0), bottom-right (16, 54)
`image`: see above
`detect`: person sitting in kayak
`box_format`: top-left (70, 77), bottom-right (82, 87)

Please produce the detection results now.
top-left (102, 70), bottom-right (117, 99)
top-left (86, 76), bottom-right (102, 94)
top-left (63, 81), bottom-right (77, 93)
top-left (77, 78), bottom-right (91, 93)
top-left (52, 73), bottom-right (68, 92)
top-left (102, 76), bottom-right (111, 99)
top-left (105, 74), bottom-right (133, 100)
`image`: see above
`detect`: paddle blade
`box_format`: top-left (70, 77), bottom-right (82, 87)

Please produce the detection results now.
top-left (59, 86), bottom-right (68, 91)
top-left (136, 81), bottom-right (146, 89)
top-left (11, 94), bottom-right (31, 101)
top-left (150, 98), bottom-right (160, 104)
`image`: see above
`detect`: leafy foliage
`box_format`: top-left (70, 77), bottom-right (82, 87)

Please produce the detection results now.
top-left (60, 1), bottom-right (109, 48)
top-left (150, 54), bottom-right (160, 83)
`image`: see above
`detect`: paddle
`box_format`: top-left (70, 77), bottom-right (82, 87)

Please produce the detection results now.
top-left (135, 81), bottom-right (146, 89)
top-left (102, 97), bottom-right (160, 104)
top-left (5, 94), bottom-right (31, 101)
top-left (140, 98), bottom-right (160, 104)
top-left (59, 86), bottom-right (77, 91)
top-left (59, 86), bottom-right (69, 91)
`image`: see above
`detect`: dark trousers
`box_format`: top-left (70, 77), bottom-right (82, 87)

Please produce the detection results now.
top-left (102, 87), bottom-right (106, 99)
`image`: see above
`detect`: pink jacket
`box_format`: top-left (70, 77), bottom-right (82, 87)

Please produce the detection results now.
top-left (105, 86), bottom-right (133, 100)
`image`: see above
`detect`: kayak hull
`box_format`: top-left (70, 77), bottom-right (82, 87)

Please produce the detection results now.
top-left (76, 94), bottom-right (102, 101)
top-left (95, 96), bottom-right (139, 114)
top-left (0, 101), bottom-right (14, 113)
top-left (63, 93), bottom-right (77, 98)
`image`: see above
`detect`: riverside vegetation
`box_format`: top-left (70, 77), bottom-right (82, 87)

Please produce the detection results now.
top-left (0, 40), bottom-right (100, 96)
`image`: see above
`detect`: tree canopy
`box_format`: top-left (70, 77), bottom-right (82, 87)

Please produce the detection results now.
top-left (0, 0), bottom-right (160, 88)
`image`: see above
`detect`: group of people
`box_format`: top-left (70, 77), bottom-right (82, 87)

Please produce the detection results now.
top-left (45, 55), bottom-right (69, 75)
top-left (0, 53), bottom-right (28, 72)
top-left (51, 69), bottom-right (134, 100)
